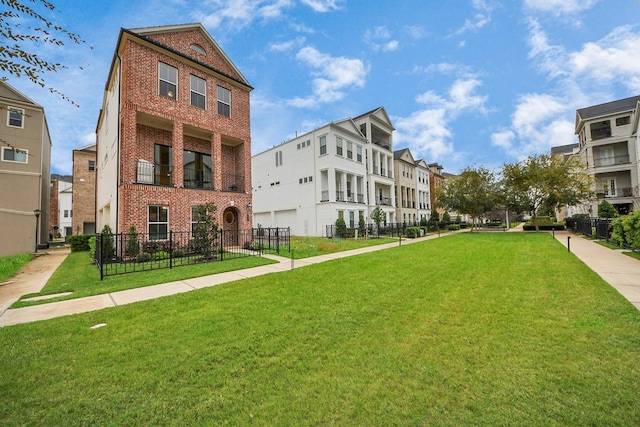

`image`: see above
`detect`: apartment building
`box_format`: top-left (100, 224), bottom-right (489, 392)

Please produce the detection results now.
top-left (96, 24), bottom-right (253, 238)
top-left (252, 107), bottom-right (396, 236)
top-left (428, 162), bottom-right (445, 219)
top-left (72, 144), bottom-right (96, 235)
top-left (0, 81), bottom-right (51, 256)
top-left (393, 148), bottom-right (432, 223)
top-left (575, 95), bottom-right (640, 215)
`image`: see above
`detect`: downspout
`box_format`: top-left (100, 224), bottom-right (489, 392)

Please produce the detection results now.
top-left (115, 51), bottom-right (122, 235)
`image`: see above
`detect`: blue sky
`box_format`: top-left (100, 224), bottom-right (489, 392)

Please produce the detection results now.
top-left (4, 0), bottom-right (640, 175)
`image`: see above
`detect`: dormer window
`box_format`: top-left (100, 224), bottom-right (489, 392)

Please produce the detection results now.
top-left (190, 44), bottom-right (206, 55)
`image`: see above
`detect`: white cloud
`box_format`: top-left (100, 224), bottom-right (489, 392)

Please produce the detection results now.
top-left (300, 0), bottom-right (343, 12)
top-left (523, 0), bottom-right (599, 15)
top-left (287, 46), bottom-right (368, 107)
top-left (364, 26), bottom-right (399, 52)
top-left (196, 0), bottom-right (294, 30)
top-left (269, 37), bottom-right (306, 52)
top-left (451, 0), bottom-right (493, 36)
top-left (395, 78), bottom-right (488, 164)
top-left (493, 22), bottom-right (640, 161)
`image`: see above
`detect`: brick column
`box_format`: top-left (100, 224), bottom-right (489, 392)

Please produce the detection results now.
top-left (212, 133), bottom-right (222, 190)
top-left (172, 121), bottom-right (184, 188)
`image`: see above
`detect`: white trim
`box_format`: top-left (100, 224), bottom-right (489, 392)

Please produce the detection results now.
top-left (1, 146), bottom-right (28, 164)
top-left (7, 106), bottom-right (25, 128)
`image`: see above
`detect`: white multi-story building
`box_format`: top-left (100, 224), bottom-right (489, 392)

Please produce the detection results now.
top-left (252, 107), bottom-right (396, 236)
top-left (575, 95), bottom-right (640, 215)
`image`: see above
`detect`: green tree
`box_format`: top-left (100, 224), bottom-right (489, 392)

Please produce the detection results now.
top-left (100, 224), bottom-right (115, 263)
top-left (370, 206), bottom-right (385, 229)
top-left (124, 225), bottom-right (140, 258)
top-left (436, 166), bottom-right (499, 231)
top-left (335, 217), bottom-right (347, 238)
top-left (192, 203), bottom-right (219, 259)
top-left (501, 154), bottom-right (592, 231)
top-left (597, 199), bottom-right (617, 218)
top-left (358, 213), bottom-right (366, 236)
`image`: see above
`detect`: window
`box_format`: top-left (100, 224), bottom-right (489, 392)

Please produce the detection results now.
top-left (217, 86), bottom-right (231, 117)
top-left (602, 178), bottom-right (617, 197)
top-left (1, 146), bottom-right (28, 163)
top-left (183, 150), bottom-right (212, 189)
top-left (64, 210), bottom-right (69, 218)
top-left (7, 107), bottom-right (24, 128)
top-left (590, 120), bottom-right (611, 140)
top-left (275, 150), bottom-right (283, 167)
top-left (319, 135), bottom-right (327, 155)
top-left (190, 44), bottom-right (206, 55)
top-left (349, 211), bottom-right (355, 228)
top-left (149, 205), bottom-right (169, 240)
top-left (88, 160), bottom-right (95, 171)
top-left (346, 141), bottom-right (353, 160)
top-left (159, 63), bottom-right (177, 99)
top-left (190, 75), bottom-right (206, 109)
top-left (336, 137), bottom-right (343, 156)
top-left (154, 144), bottom-right (173, 185)
top-left (356, 145), bottom-right (362, 162)
top-left (616, 116), bottom-right (630, 126)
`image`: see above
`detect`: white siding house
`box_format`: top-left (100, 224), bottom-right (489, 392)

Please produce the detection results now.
top-left (252, 107), bottom-right (396, 236)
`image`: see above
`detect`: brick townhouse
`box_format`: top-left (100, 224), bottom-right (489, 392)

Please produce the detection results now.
top-left (72, 144), bottom-right (96, 235)
top-left (96, 23), bottom-right (253, 240)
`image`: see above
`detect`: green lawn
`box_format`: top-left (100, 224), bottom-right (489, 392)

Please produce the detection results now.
top-left (1, 233), bottom-right (639, 425)
top-left (267, 235), bottom-right (399, 258)
top-left (12, 253), bottom-right (276, 308)
top-left (0, 252), bottom-right (33, 282)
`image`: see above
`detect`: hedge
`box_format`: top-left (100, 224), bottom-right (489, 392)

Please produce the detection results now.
top-left (68, 234), bottom-right (92, 252)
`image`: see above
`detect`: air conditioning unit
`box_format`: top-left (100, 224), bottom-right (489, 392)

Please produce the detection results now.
top-left (137, 160), bottom-right (154, 184)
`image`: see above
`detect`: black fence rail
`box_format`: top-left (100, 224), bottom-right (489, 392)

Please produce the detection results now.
top-left (565, 217), bottom-right (621, 242)
top-left (95, 228), bottom-right (261, 280)
top-left (252, 227), bottom-right (290, 254)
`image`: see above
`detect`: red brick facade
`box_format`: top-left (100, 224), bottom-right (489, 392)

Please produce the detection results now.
top-left (100, 24), bottom-right (252, 235)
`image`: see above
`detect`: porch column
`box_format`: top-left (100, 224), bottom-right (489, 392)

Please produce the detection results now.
top-left (212, 133), bottom-right (222, 190)
top-left (172, 122), bottom-right (184, 188)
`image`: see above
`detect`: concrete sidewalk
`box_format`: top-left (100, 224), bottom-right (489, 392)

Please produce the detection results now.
top-left (1, 228), bottom-right (639, 326)
top-left (552, 230), bottom-right (640, 310)
top-left (0, 233), bottom-right (438, 327)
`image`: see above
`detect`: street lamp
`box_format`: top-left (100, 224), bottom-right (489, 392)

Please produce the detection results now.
top-left (33, 209), bottom-right (41, 253)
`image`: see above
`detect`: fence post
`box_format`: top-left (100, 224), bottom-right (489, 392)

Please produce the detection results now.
top-left (168, 231), bottom-right (172, 269)
top-left (220, 229), bottom-right (224, 261)
top-left (567, 236), bottom-right (571, 253)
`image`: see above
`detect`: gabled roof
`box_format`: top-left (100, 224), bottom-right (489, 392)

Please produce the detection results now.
top-left (393, 148), bottom-right (415, 163)
top-left (575, 95), bottom-right (640, 134)
top-left (107, 23), bottom-right (252, 91)
top-left (353, 106), bottom-right (395, 130)
top-left (0, 80), bottom-right (41, 108)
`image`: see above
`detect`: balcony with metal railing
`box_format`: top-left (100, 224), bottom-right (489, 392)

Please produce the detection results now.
top-left (222, 174), bottom-right (245, 192)
top-left (184, 168), bottom-right (213, 190)
top-left (593, 154), bottom-right (630, 168)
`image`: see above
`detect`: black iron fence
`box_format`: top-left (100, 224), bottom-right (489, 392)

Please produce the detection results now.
top-left (95, 228), bottom-right (270, 280)
top-left (252, 227), bottom-right (291, 254)
top-left (565, 217), bottom-right (616, 241)
top-left (325, 222), bottom-right (454, 239)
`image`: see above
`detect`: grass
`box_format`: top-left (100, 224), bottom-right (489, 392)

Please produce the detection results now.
top-left (271, 235), bottom-right (399, 258)
top-left (0, 252), bottom-right (33, 282)
top-left (1, 232), bottom-right (639, 425)
top-left (11, 252), bottom-right (276, 308)
top-left (595, 240), bottom-right (640, 261)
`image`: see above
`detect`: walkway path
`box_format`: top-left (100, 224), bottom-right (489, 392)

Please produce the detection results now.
top-left (1, 228), bottom-right (639, 326)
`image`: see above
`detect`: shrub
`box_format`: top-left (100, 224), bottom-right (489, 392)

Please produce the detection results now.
top-left (172, 249), bottom-right (185, 258)
top-left (153, 251), bottom-right (170, 261)
top-left (522, 224), bottom-right (565, 231)
top-left (621, 211), bottom-right (640, 251)
top-left (611, 217), bottom-right (625, 247)
top-left (88, 236), bottom-right (96, 262)
top-left (598, 200), bottom-right (618, 219)
top-left (100, 225), bottom-right (115, 263)
top-left (335, 218), bottom-right (347, 238)
top-left (136, 252), bottom-right (152, 262)
top-left (68, 234), bottom-right (91, 252)
top-left (406, 226), bottom-right (420, 238)
top-left (124, 225), bottom-right (140, 258)
top-left (448, 224), bottom-right (460, 230)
